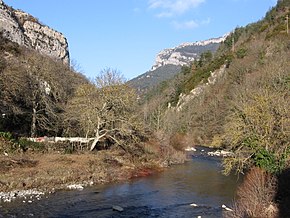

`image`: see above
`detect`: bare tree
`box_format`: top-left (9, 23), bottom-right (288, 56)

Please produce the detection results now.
top-left (0, 48), bottom-right (88, 136)
top-left (64, 68), bottom-right (141, 151)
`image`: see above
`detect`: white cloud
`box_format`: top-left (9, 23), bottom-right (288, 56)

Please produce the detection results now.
top-left (171, 18), bottom-right (210, 30)
top-left (172, 20), bottom-right (199, 29)
top-left (148, 0), bottom-right (205, 17)
top-left (156, 12), bottom-right (174, 18)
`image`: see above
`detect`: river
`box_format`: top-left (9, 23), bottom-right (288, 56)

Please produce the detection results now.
top-left (0, 147), bottom-right (240, 217)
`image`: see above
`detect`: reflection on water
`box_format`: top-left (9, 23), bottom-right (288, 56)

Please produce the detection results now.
top-left (0, 148), bottom-right (240, 218)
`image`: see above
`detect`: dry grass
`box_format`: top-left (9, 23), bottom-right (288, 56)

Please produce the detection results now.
top-left (0, 150), bottom-right (151, 193)
top-left (226, 167), bottom-right (278, 218)
top-left (0, 134), bottom-right (186, 193)
top-left (0, 130), bottom-right (187, 194)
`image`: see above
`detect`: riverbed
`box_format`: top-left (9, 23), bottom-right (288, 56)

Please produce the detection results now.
top-left (0, 147), bottom-right (240, 217)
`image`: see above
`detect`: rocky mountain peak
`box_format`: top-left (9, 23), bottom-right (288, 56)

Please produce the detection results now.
top-left (151, 34), bottom-right (228, 71)
top-left (0, 0), bottom-right (69, 64)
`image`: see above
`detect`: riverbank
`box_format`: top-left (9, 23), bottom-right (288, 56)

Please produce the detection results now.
top-left (0, 150), bottom-right (240, 218)
top-left (0, 138), bottom-right (187, 203)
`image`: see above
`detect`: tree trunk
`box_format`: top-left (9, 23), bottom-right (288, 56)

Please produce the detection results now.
top-left (90, 137), bottom-right (99, 151)
top-left (31, 102), bottom-right (37, 137)
top-left (90, 131), bottom-right (107, 151)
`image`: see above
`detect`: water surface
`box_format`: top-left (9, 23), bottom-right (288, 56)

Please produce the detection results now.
top-left (0, 147), bottom-right (240, 217)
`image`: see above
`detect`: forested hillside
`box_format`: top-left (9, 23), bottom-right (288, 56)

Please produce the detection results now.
top-left (0, 34), bottom-right (88, 137)
top-left (143, 0), bottom-right (289, 152)
top-left (142, 1), bottom-right (290, 216)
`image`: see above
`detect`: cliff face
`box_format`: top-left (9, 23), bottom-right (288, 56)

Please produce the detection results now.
top-left (0, 0), bottom-right (69, 64)
top-left (151, 34), bottom-right (228, 71)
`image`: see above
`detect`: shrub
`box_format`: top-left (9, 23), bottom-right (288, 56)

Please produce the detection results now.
top-left (18, 138), bottom-right (46, 152)
top-left (226, 167), bottom-right (278, 218)
top-left (236, 48), bottom-right (247, 59)
top-left (0, 132), bottom-right (13, 141)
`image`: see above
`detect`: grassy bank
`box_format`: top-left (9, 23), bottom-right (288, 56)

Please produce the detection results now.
top-left (0, 135), bottom-right (187, 194)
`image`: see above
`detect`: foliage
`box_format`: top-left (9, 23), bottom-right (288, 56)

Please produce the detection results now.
top-left (0, 33), bottom-right (21, 56)
top-left (140, 0), bottom-right (290, 155)
top-left (0, 131), bottom-right (13, 141)
top-left (180, 53), bottom-right (230, 95)
top-left (169, 133), bottom-right (188, 151)
top-left (221, 57), bottom-right (290, 175)
top-left (0, 131), bottom-right (43, 153)
top-left (235, 47), bottom-right (247, 59)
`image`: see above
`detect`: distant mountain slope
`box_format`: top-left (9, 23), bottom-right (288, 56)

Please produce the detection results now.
top-left (129, 35), bottom-right (228, 92)
top-left (141, 0), bottom-right (290, 147)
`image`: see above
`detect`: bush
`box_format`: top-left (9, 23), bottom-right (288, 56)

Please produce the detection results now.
top-left (236, 48), bottom-right (247, 59)
top-left (266, 23), bottom-right (288, 39)
top-left (18, 138), bottom-right (46, 152)
top-left (0, 132), bottom-right (13, 141)
top-left (227, 167), bottom-right (278, 218)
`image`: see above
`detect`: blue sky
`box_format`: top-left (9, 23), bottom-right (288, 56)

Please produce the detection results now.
top-left (5, 0), bottom-right (277, 79)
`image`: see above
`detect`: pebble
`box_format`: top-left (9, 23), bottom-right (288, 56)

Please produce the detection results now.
top-left (185, 147), bottom-right (197, 152)
top-left (67, 184), bottom-right (84, 190)
top-left (0, 190), bottom-right (44, 203)
top-left (222, 204), bottom-right (233, 211)
top-left (1, 181), bottom-right (94, 203)
top-left (207, 150), bottom-right (233, 157)
top-left (112, 205), bottom-right (124, 212)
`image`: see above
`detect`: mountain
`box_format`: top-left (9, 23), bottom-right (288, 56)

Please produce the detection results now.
top-left (129, 35), bottom-right (228, 93)
top-left (142, 0), bottom-right (290, 148)
top-left (0, 0), bottom-right (69, 64)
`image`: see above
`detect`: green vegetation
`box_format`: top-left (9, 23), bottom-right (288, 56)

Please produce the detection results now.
top-left (221, 57), bottom-right (289, 175)
top-left (139, 2), bottom-right (290, 216)
top-left (141, 0), bottom-right (290, 176)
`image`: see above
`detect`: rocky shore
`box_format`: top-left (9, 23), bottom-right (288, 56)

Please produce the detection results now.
top-left (0, 189), bottom-right (45, 203)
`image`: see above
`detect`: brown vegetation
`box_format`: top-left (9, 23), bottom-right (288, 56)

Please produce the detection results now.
top-left (0, 37), bottom-right (88, 136)
top-left (226, 167), bottom-right (278, 218)
top-left (0, 134), bottom-right (186, 193)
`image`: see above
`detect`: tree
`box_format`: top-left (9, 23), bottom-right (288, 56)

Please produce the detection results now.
top-left (221, 58), bottom-right (290, 175)
top-left (196, 50), bottom-right (213, 68)
top-left (64, 68), bottom-right (142, 151)
top-left (0, 48), bottom-right (88, 136)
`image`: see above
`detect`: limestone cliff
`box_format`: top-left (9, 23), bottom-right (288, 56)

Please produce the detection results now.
top-left (0, 0), bottom-right (69, 64)
top-left (151, 34), bottom-right (228, 71)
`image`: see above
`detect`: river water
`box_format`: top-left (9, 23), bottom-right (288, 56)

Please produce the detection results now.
top-left (0, 147), bottom-right (240, 218)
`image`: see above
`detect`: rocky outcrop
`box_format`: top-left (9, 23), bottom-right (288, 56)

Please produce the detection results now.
top-left (175, 65), bottom-right (226, 112)
top-left (151, 34), bottom-right (228, 71)
top-left (0, 0), bottom-right (69, 64)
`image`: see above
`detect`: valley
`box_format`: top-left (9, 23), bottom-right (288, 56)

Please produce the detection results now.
top-left (0, 0), bottom-right (289, 217)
